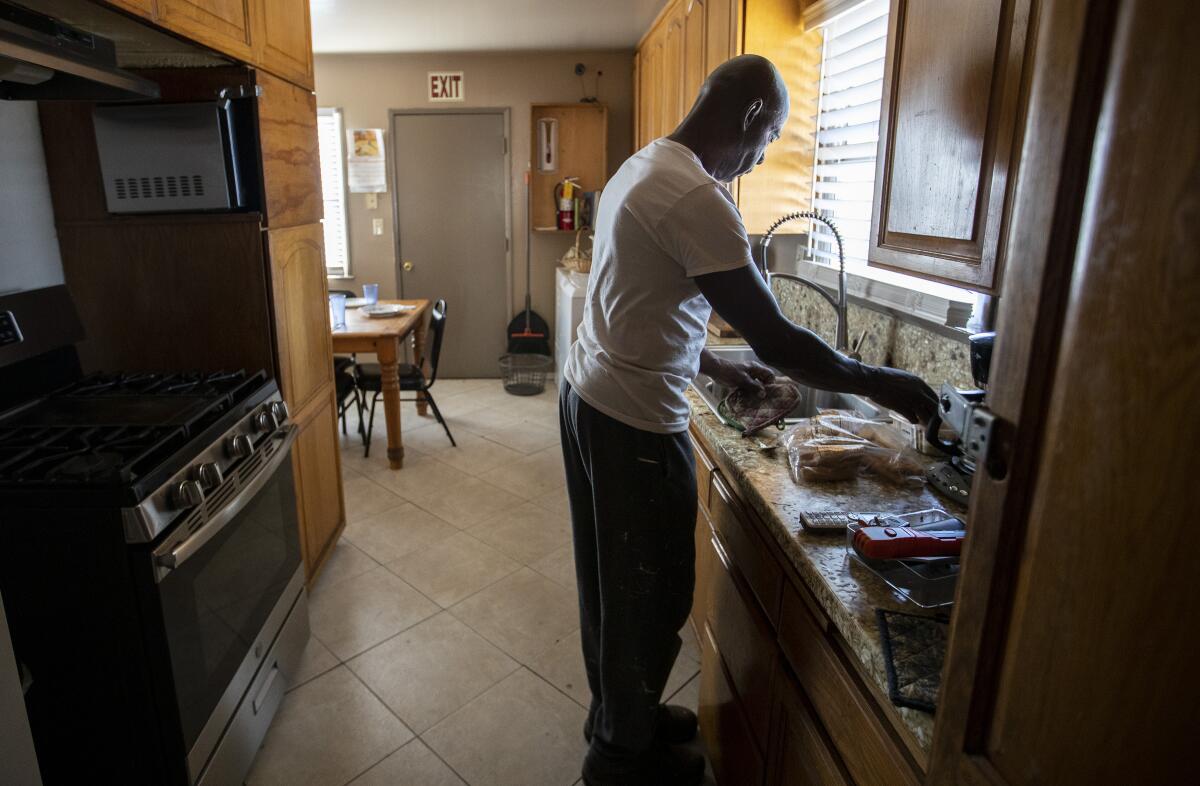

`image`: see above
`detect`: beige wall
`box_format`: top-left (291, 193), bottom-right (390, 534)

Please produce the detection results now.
top-left (314, 51), bottom-right (634, 330)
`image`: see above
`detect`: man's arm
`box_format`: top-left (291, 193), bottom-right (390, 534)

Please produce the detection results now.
top-left (694, 264), bottom-right (938, 424)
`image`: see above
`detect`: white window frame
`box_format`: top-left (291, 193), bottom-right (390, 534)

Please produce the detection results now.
top-left (317, 107), bottom-right (352, 279)
top-left (802, 0), bottom-right (981, 329)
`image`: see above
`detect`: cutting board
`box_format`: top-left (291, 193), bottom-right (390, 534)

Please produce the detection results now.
top-left (707, 315), bottom-right (741, 338)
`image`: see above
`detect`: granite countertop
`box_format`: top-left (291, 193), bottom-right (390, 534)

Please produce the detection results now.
top-left (687, 387), bottom-right (966, 755)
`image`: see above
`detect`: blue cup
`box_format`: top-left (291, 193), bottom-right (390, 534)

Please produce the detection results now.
top-left (329, 293), bottom-right (347, 331)
top-left (362, 283), bottom-right (380, 305)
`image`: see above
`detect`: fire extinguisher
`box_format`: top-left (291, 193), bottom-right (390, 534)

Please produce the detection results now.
top-left (555, 177), bottom-right (581, 231)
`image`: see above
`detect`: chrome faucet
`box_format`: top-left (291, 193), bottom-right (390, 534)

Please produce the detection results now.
top-left (757, 211), bottom-right (849, 353)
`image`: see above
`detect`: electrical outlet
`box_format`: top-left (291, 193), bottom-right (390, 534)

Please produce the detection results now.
top-left (372, 218), bottom-right (384, 236)
top-left (365, 193), bottom-right (378, 209)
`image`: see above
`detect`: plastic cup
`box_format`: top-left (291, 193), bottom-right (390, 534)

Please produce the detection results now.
top-left (329, 293), bottom-right (347, 331)
top-left (362, 283), bottom-right (379, 304)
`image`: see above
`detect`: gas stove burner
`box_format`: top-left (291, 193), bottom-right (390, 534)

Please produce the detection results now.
top-left (50, 451), bottom-right (130, 483)
top-left (0, 424), bottom-right (179, 486)
top-left (0, 370), bottom-right (270, 493)
top-left (66, 370), bottom-right (251, 399)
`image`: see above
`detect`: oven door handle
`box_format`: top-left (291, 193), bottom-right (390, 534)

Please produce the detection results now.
top-left (154, 425), bottom-right (298, 578)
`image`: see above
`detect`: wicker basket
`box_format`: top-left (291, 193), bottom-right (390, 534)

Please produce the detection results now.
top-left (499, 353), bottom-right (553, 396)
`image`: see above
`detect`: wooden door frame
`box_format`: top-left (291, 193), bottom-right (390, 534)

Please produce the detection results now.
top-left (386, 107), bottom-right (514, 321)
top-left (929, 0), bottom-right (1121, 781)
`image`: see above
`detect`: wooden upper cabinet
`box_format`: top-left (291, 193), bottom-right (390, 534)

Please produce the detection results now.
top-left (266, 223), bottom-right (333, 415)
top-left (661, 6), bottom-right (686, 135)
top-left (252, 0), bottom-right (314, 90)
top-left (705, 0), bottom-right (742, 77)
top-left (638, 25), bottom-right (667, 147)
top-left (682, 0), bottom-right (708, 113)
top-left (156, 0), bottom-right (254, 60)
top-left (869, 0), bottom-right (1032, 293)
top-left (105, 0), bottom-right (157, 18)
top-left (257, 70), bottom-right (323, 228)
top-left (739, 0), bottom-right (822, 234)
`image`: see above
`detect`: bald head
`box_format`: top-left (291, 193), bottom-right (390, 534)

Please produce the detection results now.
top-left (701, 55), bottom-right (788, 116)
top-left (668, 54), bottom-right (789, 182)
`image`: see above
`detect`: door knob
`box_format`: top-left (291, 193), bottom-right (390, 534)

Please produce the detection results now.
top-left (402, 261), bottom-right (414, 272)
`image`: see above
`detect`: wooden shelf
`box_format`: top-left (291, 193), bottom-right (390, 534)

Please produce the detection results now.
top-left (530, 103), bottom-right (608, 231)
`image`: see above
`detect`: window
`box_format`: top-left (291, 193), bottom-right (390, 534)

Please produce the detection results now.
top-left (317, 107), bottom-right (350, 277)
top-left (805, 0), bottom-right (977, 325)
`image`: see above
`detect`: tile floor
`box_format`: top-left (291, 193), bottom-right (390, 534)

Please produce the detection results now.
top-left (246, 379), bottom-right (714, 786)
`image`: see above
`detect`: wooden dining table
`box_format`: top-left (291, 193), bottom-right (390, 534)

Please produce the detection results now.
top-left (331, 299), bottom-right (431, 469)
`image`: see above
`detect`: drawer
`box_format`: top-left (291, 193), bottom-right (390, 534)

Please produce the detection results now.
top-left (779, 585), bottom-right (919, 786)
top-left (709, 472), bottom-right (783, 627)
top-left (705, 532), bottom-right (775, 743)
top-left (769, 664), bottom-right (852, 786)
top-left (699, 620), bottom-right (765, 786)
top-left (689, 429), bottom-right (715, 511)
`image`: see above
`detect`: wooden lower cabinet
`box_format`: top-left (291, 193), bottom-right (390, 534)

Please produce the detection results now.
top-left (265, 221), bottom-right (344, 582)
top-left (292, 390), bottom-right (345, 581)
top-left (690, 426), bottom-right (921, 785)
top-left (768, 665), bottom-right (852, 786)
top-left (267, 223), bottom-right (333, 414)
top-left (699, 616), bottom-right (765, 786)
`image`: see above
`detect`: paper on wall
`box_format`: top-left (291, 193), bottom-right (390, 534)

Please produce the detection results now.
top-left (347, 128), bottom-right (387, 192)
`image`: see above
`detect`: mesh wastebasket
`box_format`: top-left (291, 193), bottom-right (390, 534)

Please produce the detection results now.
top-left (499, 353), bottom-right (553, 396)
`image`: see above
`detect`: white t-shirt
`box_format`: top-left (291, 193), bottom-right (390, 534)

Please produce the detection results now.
top-left (564, 138), bottom-right (754, 434)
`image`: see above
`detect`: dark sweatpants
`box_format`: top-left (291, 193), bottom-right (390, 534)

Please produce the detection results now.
top-left (558, 380), bottom-right (697, 766)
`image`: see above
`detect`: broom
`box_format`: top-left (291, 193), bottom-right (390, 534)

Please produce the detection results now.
top-left (506, 170), bottom-right (552, 356)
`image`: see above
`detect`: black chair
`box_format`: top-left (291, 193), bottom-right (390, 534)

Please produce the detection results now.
top-left (334, 358), bottom-right (365, 440)
top-left (357, 299), bottom-right (454, 456)
top-left (329, 290), bottom-right (364, 441)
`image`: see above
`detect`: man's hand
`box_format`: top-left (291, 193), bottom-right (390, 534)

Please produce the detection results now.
top-left (867, 366), bottom-right (939, 425)
top-left (706, 356), bottom-right (776, 394)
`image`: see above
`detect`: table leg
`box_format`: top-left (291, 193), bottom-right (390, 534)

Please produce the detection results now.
top-left (378, 339), bottom-right (405, 469)
top-left (412, 313), bottom-right (429, 416)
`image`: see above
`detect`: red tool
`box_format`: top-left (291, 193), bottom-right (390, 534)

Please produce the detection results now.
top-left (852, 526), bottom-right (964, 561)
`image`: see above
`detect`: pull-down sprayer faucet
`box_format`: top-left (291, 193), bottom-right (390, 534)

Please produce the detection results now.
top-left (756, 211), bottom-right (849, 353)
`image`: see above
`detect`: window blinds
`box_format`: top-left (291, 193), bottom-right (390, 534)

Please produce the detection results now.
top-left (317, 108), bottom-right (350, 277)
top-left (806, 0), bottom-right (889, 271)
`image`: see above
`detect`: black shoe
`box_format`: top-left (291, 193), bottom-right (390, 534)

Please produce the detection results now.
top-left (583, 704), bottom-right (699, 745)
top-left (582, 742), bottom-right (705, 786)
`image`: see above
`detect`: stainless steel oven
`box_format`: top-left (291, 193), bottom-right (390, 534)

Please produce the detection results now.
top-left (144, 424), bottom-right (303, 784)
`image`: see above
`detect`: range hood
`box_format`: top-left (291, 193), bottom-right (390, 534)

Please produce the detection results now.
top-left (0, 0), bottom-right (158, 101)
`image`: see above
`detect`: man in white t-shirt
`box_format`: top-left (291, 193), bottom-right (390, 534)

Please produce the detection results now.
top-left (561, 55), bottom-right (936, 786)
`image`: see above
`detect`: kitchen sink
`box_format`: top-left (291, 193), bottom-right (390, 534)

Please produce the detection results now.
top-left (691, 345), bottom-right (883, 427)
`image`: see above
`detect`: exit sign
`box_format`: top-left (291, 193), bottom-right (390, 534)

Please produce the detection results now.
top-left (428, 71), bottom-right (464, 102)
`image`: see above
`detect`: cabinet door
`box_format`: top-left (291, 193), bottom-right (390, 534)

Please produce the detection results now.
top-left (156, 0), bottom-right (254, 60)
top-left (682, 0), bottom-right (707, 111)
top-left (252, 0), bottom-right (314, 89)
top-left (768, 666), bottom-right (851, 786)
top-left (738, 0), bottom-right (822, 233)
top-left (257, 70), bottom-right (323, 228)
top-left (691, 505), bottom-right (713, 632)
top-left (105, 0), bottom-right (156, 17)
top-left (931, 1), bottom-right (1199, 782)
top-left (267, 223), bottom-right (334, 415)
top-left (699, 611), bottom-right (765, 786)
top-left (661, 5), bottom-right (686, 135)
top-left (868, 0), bottom-right (1032, 293)
top-left (293, 391), bottom-right (345, 581)
top-left (705, 0), bottom-right (741, 75)
top-left (705, 529), bottom-right (775, 742)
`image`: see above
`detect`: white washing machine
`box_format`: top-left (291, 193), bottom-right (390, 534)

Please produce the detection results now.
top-left (555, 268), bottom-right (590, 381)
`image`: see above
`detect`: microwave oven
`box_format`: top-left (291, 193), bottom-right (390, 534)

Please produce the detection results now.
top-left (92, 97), bottom-right (261, 214)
